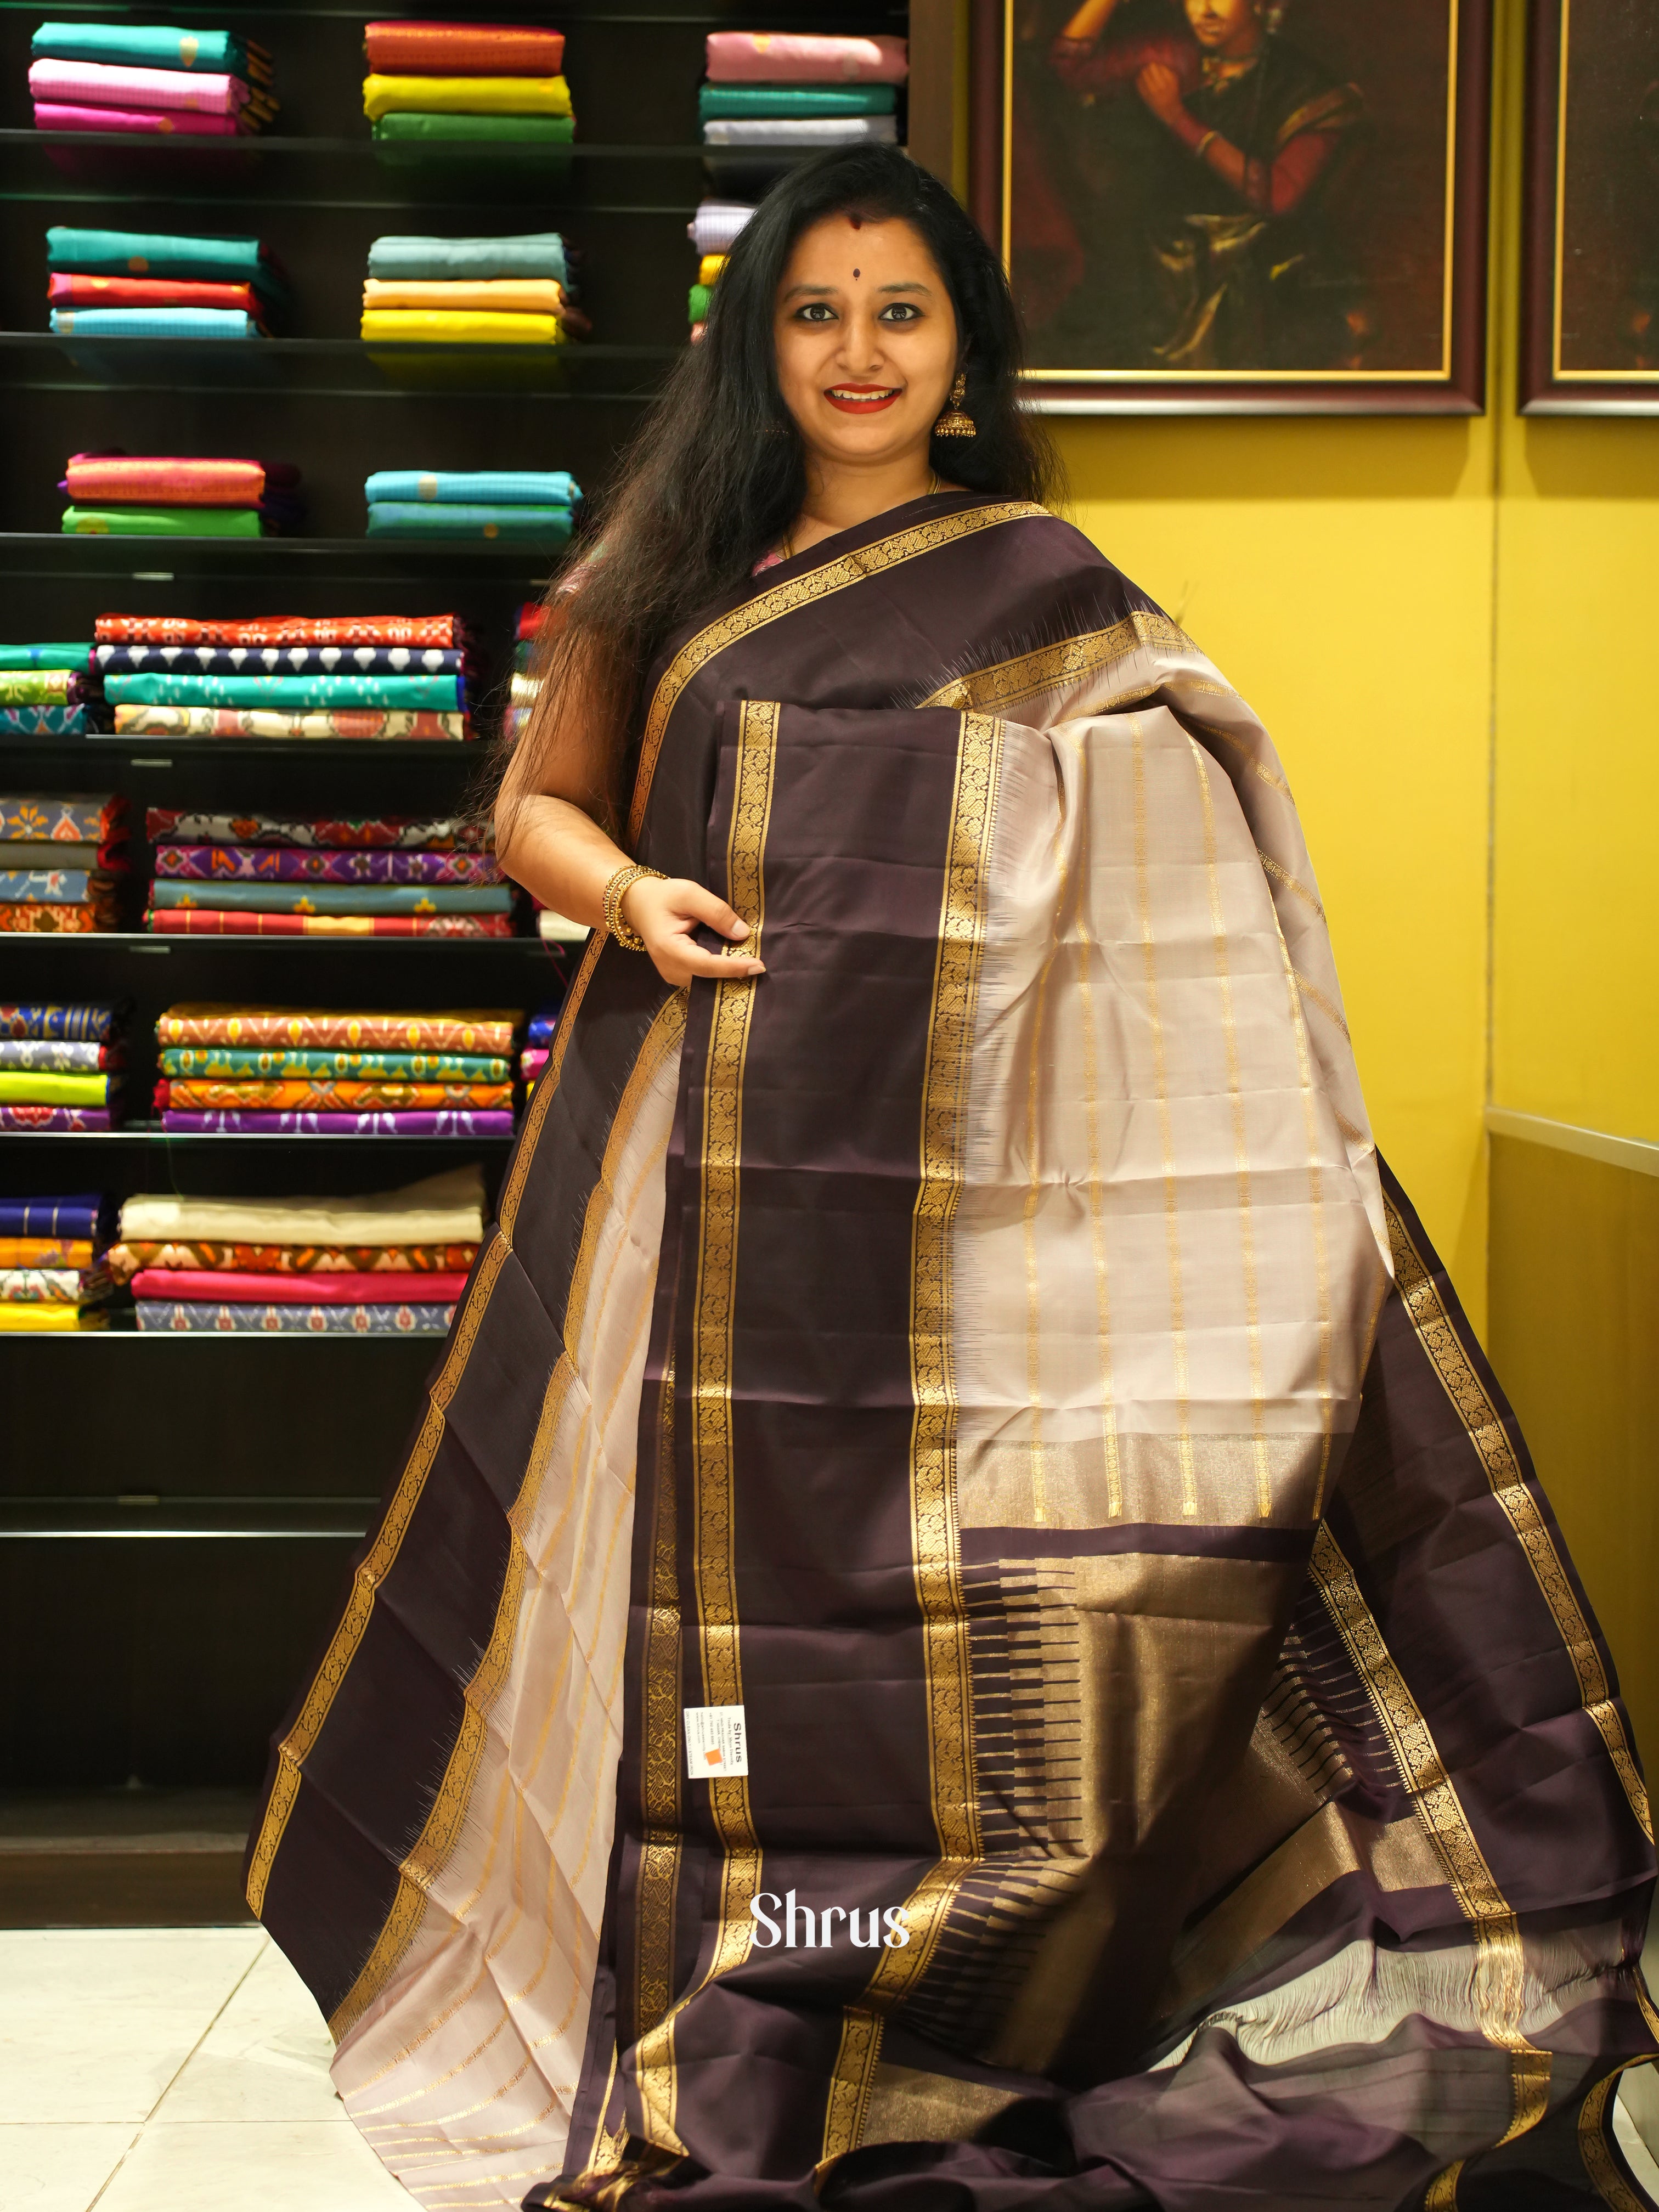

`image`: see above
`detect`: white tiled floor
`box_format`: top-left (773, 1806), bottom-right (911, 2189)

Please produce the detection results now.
top-left (0, 1929), bottom-right (406, 2210)
top-left (7, 1927), bottom-right (1659, 2208)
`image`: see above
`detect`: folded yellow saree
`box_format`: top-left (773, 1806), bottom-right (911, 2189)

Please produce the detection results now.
top-left (361, 73), bottom-right (571, 120)
top-left (697, 253), bottom-right (727, 286)
top-left (361, 277), bottom-right (568, 315)
top-left (0, 1305), bottom-right (92, 1330)
top-left (360, 307), bottom-right (565, 346)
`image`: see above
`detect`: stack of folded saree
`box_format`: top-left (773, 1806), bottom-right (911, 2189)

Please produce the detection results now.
top-left (363, 21), bottom-right (573, 153)
top-left (518, 999), bottom-right (567, 1088)
top-left (29, 19), bottom-right (277, 138)
top-left (509, 597), bottom-right (540, 737)
top-left (0, 1189), bottom-right (112, 1330)
top-left (111, 1165), bottom-right (485, 1334)
top-left (151, 1006), bottom-right (520, 1135)
top-left (365, 471), bottom-right (578, 545)
top-left (686, 200), bottom-right (755, 337)
top-left (0, 796), bottom-right (126, 939)
top-left (362, 229), bottom-right (583, 347)
top-left (0, 642), bottom-right (99, 737)
top-left (46, 227), bottom-right (286, 340)
top-left (1, 1001), bottom-right (125, 1131)
top-left (144, 806), bottom-right (512, 941)
top-left (701, 32), bottom-right (905, 147)
top-left (97, 612), bottom-right (473, 742)
top-left (61, 455), bottom-right (302, 539)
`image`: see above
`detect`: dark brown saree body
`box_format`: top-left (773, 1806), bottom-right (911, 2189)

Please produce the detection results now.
top-left (247, 494), bottom-right (1658, 2212)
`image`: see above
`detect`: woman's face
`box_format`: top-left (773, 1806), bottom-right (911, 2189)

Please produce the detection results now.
top-left (1184, 0), bottom-right (1263, 55)
top-left (772, 213), bottom-right (959, 474)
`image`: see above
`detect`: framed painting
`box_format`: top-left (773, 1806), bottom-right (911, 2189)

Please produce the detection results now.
top-left (969, 0), bottom-right (1492, 411)
top-left (1521, 0), bottom-right (1659, 413)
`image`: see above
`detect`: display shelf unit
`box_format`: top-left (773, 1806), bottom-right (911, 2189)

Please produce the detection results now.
top-left (0, 0), bottom-right (907, 1789)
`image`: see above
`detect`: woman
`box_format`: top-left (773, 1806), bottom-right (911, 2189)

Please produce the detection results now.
top-left (247, 147), bottom-right (1656, 2209)
top-left (1046, 0), bottom-right (1363, 368)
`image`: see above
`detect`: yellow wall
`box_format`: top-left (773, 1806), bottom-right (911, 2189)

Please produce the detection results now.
top-left (947, 1), bottom-right (1659, 1725)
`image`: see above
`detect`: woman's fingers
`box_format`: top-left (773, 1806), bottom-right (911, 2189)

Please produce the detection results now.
top-left (674, 881), bottom-right (751, 941)
top-left (671, 945), bottom-right (765, 981)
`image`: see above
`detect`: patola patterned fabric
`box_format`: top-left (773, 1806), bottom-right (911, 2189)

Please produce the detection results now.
top-left (245, 494), bottom-right (1657, 2211)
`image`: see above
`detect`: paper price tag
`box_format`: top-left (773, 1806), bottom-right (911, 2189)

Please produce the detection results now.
top-left (684, 1704), bottom-right (748, 1779)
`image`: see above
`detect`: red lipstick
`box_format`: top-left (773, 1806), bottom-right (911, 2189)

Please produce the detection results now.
top-left (824, 384), bottom-right (900, 414)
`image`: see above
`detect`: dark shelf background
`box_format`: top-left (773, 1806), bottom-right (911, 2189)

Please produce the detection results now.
top-left (0, 0), bottom-right (908, 1797)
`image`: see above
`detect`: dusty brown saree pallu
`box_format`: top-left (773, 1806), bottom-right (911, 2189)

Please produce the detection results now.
top-left (246, 494), bottom-right (1658, 2211)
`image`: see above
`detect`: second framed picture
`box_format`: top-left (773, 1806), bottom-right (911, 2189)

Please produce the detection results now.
top-left (1521, 0), bottom-right (1659, 413)
top-left (970, 0), bottom-right (1492, 411)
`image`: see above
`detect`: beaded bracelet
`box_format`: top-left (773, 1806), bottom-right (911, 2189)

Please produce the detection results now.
top-left (601, 862), bottom-right (665, 951)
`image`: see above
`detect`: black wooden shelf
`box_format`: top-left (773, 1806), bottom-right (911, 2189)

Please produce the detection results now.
top-left (0, 330), bottom-right (676, 398)
top-left (0, 532), bottom-right (567, 577)
top-left (5, 932), bottom-right (552, 951)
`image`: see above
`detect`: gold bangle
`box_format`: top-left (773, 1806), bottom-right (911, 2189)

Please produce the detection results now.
top-left (602, 862), bottom-right (664, 951)
top-left (1195, 128), bottom-right (1218, 160)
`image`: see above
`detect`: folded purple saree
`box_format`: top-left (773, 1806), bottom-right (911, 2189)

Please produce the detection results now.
top-left (162, 1109), bottom-right (513, 1136)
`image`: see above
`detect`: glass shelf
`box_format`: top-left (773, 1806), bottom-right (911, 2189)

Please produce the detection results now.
top-left (0, 531), bottom-right (569, 579)
top-left (0, 329), bottom-right (677, 398)
top-left (0, 733), bottom-right (496, 757)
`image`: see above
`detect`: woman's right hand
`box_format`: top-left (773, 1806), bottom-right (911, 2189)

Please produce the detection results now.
top-left (620, 874), bottom-right (765, 987)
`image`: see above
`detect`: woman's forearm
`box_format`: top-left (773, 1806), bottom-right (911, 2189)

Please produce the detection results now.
top-left (494, 790), bottom-right (630, 930)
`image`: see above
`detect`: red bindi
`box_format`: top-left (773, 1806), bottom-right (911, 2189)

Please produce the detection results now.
top-left (853, 268), bottom-right (860, 279)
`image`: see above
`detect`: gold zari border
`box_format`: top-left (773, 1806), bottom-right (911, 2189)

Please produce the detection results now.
top-left (1385, 1201), bottom-right (1652, 1845)
top-left (920, 610), bottom-right (1198, 716)
top-left (1579, 2064), bottom-right (1654, 2210)
top-left (631, 698), bottom-right (780, 2157)
top-left (1312, 1524), bottom-right (1550, 2145)
top-left (627, 504), bottom-right (1046, 844)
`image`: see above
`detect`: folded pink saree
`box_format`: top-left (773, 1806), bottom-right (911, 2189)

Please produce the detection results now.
top-left (703, 31), bottom-right (908, 82)
top-left (30, 59), bottom-right (252, 115)
top-left (129, 1267), bottom-right (470, 1305)
top-left (33, 101), bottom-right (247, 136)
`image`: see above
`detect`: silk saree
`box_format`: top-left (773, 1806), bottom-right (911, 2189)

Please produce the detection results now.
top-left (247, 492), bottom-right (1658, 2210)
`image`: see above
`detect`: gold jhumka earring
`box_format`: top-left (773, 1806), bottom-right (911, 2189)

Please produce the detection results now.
top-left (933, 370), bottom-right (975, 437)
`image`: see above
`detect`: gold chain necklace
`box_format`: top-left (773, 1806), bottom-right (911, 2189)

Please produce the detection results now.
top-left (781, 469), bottom-right (940, 565)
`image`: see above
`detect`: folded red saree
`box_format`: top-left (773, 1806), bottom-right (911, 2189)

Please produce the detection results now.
top-left (65, 457), bottom-right (292, 507)
top-left (97, 614), bottom-right (465, 648)
top-left (363, 21), bottom-right (565, 74)
top-left (129, 1267), bottom-right (471, 1305)
top-left (49, 275), bottom-right (263, 312)
top-left (157, 1078), bottom-right (512, 1110)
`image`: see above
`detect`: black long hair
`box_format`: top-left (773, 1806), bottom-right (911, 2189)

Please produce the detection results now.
top-left (500, 143), bottom-right (1061, 831)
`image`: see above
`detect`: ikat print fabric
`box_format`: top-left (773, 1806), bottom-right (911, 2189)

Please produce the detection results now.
top-left (136, 1300), bottom-right (457, 1333)
top-left (154, 1008), bottom-right (518, 1052)
top-left (97, 613), bottom-right (465, 647)
top-left (97, 617), bottom-right (473, 738)
top-left (152, 845), bottom-right (500, 885)
top-left (0, 1185), bottom-right (112, 1329)
top-left (1, 796), bottom-right (126, 928)
top-left (99, 644), bottom-right (464, 674)
top-left (145, 809), bottom-right (492, 851)
top-left (0, 998), bottom-right (124, 1120)
top-left (146, 1005), bottom-right (523, 1132)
